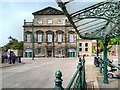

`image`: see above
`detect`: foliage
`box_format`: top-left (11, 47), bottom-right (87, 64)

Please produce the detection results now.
top-left (2, 38), bottom-right (23, 51)
top-left (92, 46), bottom-right (95, 53)
top-left (97, 38), bottom-right (120, 52)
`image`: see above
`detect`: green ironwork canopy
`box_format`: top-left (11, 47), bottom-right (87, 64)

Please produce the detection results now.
top-left (56, 0), bottom-right (120, 40)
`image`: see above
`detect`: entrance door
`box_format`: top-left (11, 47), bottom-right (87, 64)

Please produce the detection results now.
top-left (47, 49), bottom-right (52, 57)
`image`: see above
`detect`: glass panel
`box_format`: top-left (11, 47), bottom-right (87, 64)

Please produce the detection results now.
top-left (48, 34), bottom-right (52, 42)
top-left (69, 34), bottom-right (74, 42)
top-left (79, 43), bottom-right (82, 47)
top-left (38, 34), bottom-right (42, 42)
top-left (58, 34), bottom-right (62, 42)
top-left (27, 34), bottom-right (31, 42)
top-left (65, 0), bottom-right (102, 15)
top-left (85, 48), bottom-right (88, 51)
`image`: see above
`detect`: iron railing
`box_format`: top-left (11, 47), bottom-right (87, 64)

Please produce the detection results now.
top-left (54, 56), bottom-right (86, 90)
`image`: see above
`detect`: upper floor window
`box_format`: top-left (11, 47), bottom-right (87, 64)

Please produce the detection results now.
top-left (85, 43), bottom-right (88, 47)
top-left (27, 34), bottom-right (31, 42)
top-left (58, 19), bottom-right (62, 23)
top-left (47, 34), bottom-right (52, 42)
top-left (37, 19), bottom-right (42, 24)
top-left (79, 48), bottom-right (82, 51)
top-left (38, 34), bottom-right (42, 42)
top-left (85, 48), bottom-right (88, 52)
top-left (58, 34), bottom-right (62, 42)
top-left (48, 19), bottom-right (52, 24)
top-left (69, 34), bottom-right (74, 42)
top-left (79, 43), bottom-right (82, 47)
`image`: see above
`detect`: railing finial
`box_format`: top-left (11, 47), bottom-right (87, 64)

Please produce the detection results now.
top-left (54, 70), bottom-right (64, 90)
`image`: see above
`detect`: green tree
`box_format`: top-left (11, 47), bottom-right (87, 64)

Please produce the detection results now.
top-left (2, 38), bottom-right (23, 51)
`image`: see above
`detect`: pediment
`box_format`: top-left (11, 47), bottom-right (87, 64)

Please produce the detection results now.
top-left (32, 7), bottom-right (64, 15)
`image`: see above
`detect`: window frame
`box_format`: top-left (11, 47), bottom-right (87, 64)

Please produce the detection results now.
top-left (26, 34), bottom-right (31, 42)
top-left (85, 43), bottom-right (88, 47)
top-left (47, 34), bottom-right (52, 42)
top-left (47, 19), bottom-right (52, 24)
top-left (37, 19), bottom-right (42, 24)
top-left (58, 19), bottom-right (62, 24)
top-left (69, 34), bottom-right (74, 42)
top-left (57, 33), bottom-right (62, 42)
top-left (85, 48), bottom-right (88, 52)
top-left (37, 34), bottom-right (42, 43)
top-left (37, 48), bottom-right (41, 55)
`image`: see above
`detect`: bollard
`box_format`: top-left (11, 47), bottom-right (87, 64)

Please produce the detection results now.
top-left (54, 70), bottom-right (64, 90)
top-left (12, 57), bottom-right (15, 64)
top-left (18, 56), bottom-right (21, 63)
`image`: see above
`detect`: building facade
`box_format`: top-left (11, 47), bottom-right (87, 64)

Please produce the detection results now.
top-left (23, 7), bottom-right (92, 58)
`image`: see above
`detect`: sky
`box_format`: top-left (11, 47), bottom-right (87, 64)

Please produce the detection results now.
top-left (0, 0), bottom-right (98, 47)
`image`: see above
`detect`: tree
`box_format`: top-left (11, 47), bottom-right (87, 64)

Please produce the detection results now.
top-left (2, 38), bottom-right (23, 51)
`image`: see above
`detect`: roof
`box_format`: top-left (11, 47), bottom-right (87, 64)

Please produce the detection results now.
top-left (56, 0), bottom-right (120, 40)
top-left (32, 6), bottom-right (64, 15)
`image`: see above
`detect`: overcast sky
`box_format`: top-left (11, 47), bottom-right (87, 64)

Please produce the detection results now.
top-left (0, 0), bottom-right (98, 47)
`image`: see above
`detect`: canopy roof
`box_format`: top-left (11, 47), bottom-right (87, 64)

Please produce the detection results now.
top-left (56, 0), bottom-right (120, 40)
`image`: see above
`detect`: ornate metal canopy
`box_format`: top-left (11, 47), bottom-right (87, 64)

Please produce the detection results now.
top-left (56, 0), bottom-right (120, 40)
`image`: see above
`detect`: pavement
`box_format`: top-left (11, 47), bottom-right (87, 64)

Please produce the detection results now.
top-left (0, 56), bottom-right (119, 89)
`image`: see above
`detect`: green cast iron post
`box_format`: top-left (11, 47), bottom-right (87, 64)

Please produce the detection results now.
top-left (78, 35), bottom-right (79, 57)
top-left (32, 23), bottom-right (34, 60)
top-left (103, 40), bottom-right (109, 84)
top-left (100, 55), bottom-right (102, 73)
top-left (78, 57), bottom-right (82, 89)
top-left (54, 70), bottom-right (63, 90)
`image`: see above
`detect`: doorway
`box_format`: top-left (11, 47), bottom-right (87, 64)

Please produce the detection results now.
top-left (47, 49), bottom-right (52, 57)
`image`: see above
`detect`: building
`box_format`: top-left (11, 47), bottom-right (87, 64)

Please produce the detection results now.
top-left (23, 7), bottom-right (92, 58)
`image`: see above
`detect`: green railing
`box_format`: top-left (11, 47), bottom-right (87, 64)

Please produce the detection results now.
top-left (99, 55), bottom-right (120, 74)
top-left (53, 56), bottom-right (86, 90)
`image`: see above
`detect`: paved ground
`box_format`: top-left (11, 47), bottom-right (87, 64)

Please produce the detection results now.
top-left (0, 56), bottom-right (119, 89)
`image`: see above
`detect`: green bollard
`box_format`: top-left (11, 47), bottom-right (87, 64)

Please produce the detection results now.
top-left (100, 55), bottom-right (102, 73)
top-left (54, 70), bottom-right (64, 90)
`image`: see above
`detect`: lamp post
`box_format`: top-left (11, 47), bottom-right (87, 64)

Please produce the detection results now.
top-left (8, 36), bottom-right (13, 64)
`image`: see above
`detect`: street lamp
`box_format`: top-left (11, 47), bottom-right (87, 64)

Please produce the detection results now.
top-left (8, 36), bottom-right (13, 64)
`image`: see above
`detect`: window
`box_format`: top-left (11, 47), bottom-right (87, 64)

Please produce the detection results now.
top-left (27, 34), bottom-right (31, 42)
top-left (79, 48), bottom-right (82, 51)
top-left (58, 19), bottom-right (62, 23)
top-left (37, 19), bottom-right (42, 24)
top-left (38, 34), bottom-right (42, 42)
top-left (58, 34), bottom-right (62, 42)
top-left (37, 48), bottom-right (41, 54)
top-left (85, 48), bottom-right (88, 52)
top-left (69, 34), bottom-right (74, 42)
top-left (47, 34), bottom-right (52, 42)
top-left (57, 48), bottom-right (62, 55)
top-left (85, 43), bottom-right (88, 47)
top-left (79, 43), bottom-right (82, 47)
top-left (48, 19), bottom-right (52, 24)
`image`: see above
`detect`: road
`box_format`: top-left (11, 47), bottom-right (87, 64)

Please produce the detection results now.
top-left (1, 58), bottom-right (79, 88)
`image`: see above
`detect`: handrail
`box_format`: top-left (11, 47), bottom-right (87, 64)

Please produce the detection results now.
top-left (106, 61), bottom-right (120, 70)
top-left (66, 69), bottom-right (79, 89)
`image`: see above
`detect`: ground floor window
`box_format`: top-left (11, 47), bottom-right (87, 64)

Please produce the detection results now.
top-left (37, 48), bottom-right (41, 55)
top-left (85, 48), bottom-right (88, 52)
top-left (67, 48), bottom-right (76, 57)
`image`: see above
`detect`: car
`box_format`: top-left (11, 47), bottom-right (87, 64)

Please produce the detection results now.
top-left (107, 71), bottom-right (120, 78)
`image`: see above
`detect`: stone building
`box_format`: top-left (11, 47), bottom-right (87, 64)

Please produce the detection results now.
top-left (23, 7), bottom-right (92, 58)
